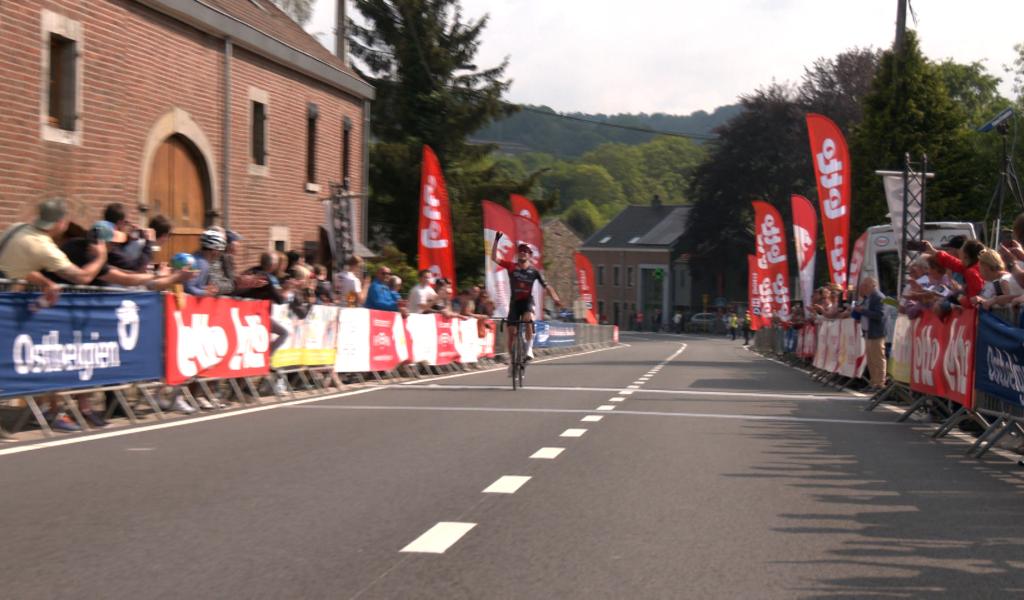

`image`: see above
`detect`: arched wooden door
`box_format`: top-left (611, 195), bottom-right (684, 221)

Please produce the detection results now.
top-left (146, 135), bottom-right (209, 264)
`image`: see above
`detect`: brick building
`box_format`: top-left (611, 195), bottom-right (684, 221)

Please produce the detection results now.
top-left (540, 217), bottom-right (582, 315)
top-left (581, 201), bottom-right (692, 330)
top-left (0, 0), bottom-right (373, 266)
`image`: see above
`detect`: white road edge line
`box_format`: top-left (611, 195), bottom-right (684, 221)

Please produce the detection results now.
top-left (561, 428), bottom-right (587, 437)
top-left (482, 475), bottom-right (531, 494)
top-left (531, 447), bottom-right (564, 459)
top-left (400, 522), bottom-right (476, 554)
top-left (0, 386), bottom-right (384, 458)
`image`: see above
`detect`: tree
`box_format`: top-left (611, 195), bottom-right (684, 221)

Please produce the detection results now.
top-left (349, 0), bottom-right (518, 280)
top-left (799, 48), bottom-right (882, 130)
top-left (562, 200), bottom-right (604, 238)
top-left (270, 0), bottom-right (315, 26)
top-left (850, 31), bottom-right (977, 233)
top-left (541, 163), bottom-right (625, 215)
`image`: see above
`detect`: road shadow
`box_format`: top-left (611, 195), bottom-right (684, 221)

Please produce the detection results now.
top-left (726, 417), bottom-right (1024, 598)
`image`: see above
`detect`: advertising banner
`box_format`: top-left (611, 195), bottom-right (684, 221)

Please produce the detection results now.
top-left (791, 194), bottom-right (818, 310)
top-left (334, 308), bottom-right (409, 373)
top-left (0, 292), bottom-right (163, 397)
top-left (847, 231), bottom-right (868, 294)
top-left (575, 252), bottom-right (598, 325)
top-left (482, 200), bottom-right (515, 318)
top-left (837, 318), bottom-right (866, 378)
top-left (534, 320), bottom-right (576, 349)
top-left (882, 173), bottom-right (923, 247)
top-left (909, 309), bottom-right (975, 407)
top-left (976, 310), bottom-right (1024, 408)
top-left (515, 213), bottom-right (545, 312)
top-left (454, 318), bottom-right (481, 363)
top-left (270, 304), bottom-right (340, 368)
top-left (510, 194), bottom-right (540, 224)
top-left (419, 145), bottom-right (456, 288)
top-left (748, 254), bottom-right (765, 330)
top-left (753, 200), bottom-right (791, 322)
top-left (889, 315), bottom-right (912, 384)
top-left (806, 113), bottom-right (851, 291)
top-left (164, 295), bottom-right (271, 385)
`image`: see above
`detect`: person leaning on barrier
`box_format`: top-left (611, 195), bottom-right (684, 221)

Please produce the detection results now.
top-left (916, 238), bottom-right (984, 309)
top-left (236, 252), bottom-right (290, 354)
top-left (974, 249), bottom-right (1024, 310)
top-left (44, 221), bottom-right (193, 291)
top-left (363, 265), bottom-right (399, 312)
top-left (0, 197), bottom-right (107, 307)
top-left (184, 229), bottom-right (229, 297)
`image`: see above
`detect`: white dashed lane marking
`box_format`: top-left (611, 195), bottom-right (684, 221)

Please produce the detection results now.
top-left (561, 428), bottom-right (587, 437)
top-left (401, 522), bottom-right (476, 554)
top-left (581, 415), bottom-right (603, 422)
top-left (531, 447), bottom-right (564, 459)
top-left (482, 476), bottom-right (531, 494)
top-left (596, 405), bottom-right (616, 411)
top-left (609, 397), bottom-right (624, 402)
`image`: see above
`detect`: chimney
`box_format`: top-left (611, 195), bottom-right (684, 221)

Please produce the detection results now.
top-left (651, 194), bottom-right (662, 209)
top-left (335, 0), bottom-right (346, 63)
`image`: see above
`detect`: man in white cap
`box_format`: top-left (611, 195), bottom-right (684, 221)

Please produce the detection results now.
top-left (0, 197), bottom-right (107, 306)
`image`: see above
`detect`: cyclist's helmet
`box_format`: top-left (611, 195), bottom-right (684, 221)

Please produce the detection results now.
top-left (200, 228), bottom-right (227, 251)
top-left (517, 243), bottom-right (533, 254)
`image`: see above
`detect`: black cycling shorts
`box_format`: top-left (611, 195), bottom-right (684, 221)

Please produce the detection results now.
top-left (507, 297), bottom-right (535, 324)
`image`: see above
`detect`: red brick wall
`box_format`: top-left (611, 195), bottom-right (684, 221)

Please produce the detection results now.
top-left (0, 0), bottom-right (366, 269)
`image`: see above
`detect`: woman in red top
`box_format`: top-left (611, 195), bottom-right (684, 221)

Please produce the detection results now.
top-left (920, 239), bottom-right (984, 307)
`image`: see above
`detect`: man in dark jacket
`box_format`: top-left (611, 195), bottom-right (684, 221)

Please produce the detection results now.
top-left (852, 276), bottom-right (887, 390)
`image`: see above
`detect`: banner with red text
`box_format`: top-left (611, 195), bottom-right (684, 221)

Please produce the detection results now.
top-left (575, 252), bottom-right (598, 325)
top-left (806, 113), bottom-right (851, 292)
top-left (164, 295), bottom-right (271, 385)
top-left (847, 231), bottom-right (868, 294)
top-left (910, 308), bottom-right (976, 408)
top-left (748, 254), bottom-right (766, 330)
top-left (482, 200), bottom-right (515, 318)
top-left (753, 200), bottom-right (791, 322)
top-left (419, 145), bottom-right (456, 289)
top-left (334, 308), bottom-right (410, 373)
top-left (791, 194), bottom-right (818, 310)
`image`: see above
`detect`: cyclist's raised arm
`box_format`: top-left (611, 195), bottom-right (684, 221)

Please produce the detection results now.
top-left (490, 231), bottom-right (502, 264)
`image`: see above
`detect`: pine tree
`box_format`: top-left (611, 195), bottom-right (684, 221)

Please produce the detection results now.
top-left (349, 0), bottom-right (522, 280)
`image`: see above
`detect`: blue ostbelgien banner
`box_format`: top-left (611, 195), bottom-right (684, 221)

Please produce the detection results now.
top-left (975, 310), bottom-right (1024, 409)
top-left (0, 292), bottom-right (163, 397)
top-left (534, 320), bottom-right (575, 349)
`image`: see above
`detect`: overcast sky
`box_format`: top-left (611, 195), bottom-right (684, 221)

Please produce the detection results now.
top-left (308, 1), bottom-right (1024, 116)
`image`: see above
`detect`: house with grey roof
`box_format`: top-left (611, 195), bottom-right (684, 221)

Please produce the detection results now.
top-left (580, 198), bottom-right (692, 330)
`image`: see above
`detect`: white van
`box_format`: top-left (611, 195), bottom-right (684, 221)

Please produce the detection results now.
top-left (858, 222), bottom-right (978, 299)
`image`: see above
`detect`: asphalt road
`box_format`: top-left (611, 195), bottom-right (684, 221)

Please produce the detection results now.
top-left (3, 332), bottom-right (1024, 599)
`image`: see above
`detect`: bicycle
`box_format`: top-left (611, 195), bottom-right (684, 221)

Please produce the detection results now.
top-left (505, 319), bottom-right (530, 390)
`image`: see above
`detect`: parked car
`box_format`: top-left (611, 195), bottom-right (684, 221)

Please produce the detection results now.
top-left (689, 312), bottom-right (717, 332)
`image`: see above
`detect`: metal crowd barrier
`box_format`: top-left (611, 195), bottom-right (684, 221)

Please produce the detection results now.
top-left (0, 281), bottom-right (620, 439)
top-left (753, 307), bottom-right (1024, 461)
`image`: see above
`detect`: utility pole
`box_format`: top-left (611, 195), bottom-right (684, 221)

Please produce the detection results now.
top-left (335, 0), bottom-right (346, 63)
top-left (895, 0), bottom-right (907, 53)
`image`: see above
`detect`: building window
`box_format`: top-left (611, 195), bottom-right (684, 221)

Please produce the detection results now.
top-left (598, 301), bottom-right (605, 321)
top-left (627, 267), bottom-right (634, 287)
top-left (597, 265), bottom-right (605, 286)
top-left (251, 101), bottom-right (267, 165)
top-left (342, 117), bottom-right (352, 189)
top-left (613, 266), bottom-right (620, 286)
top-left (40, 10), bottom-right (83, 145)
top-left (305, 103), bottom-right (319, 191)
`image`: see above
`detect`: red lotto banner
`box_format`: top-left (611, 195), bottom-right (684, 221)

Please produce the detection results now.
top-left (575, 252), bottom-right (598, 324)
top-left (419, 145), bottom-right (456, 288)
top-left (910, 308), bottom-right (976, 408)
top-left (164, 295), bottom-right (271, 385)
top-left (806, 113), bottom-right (851, 292)
top-left (510, 194), bottom-right (540, 224)
top-left (791, 194), bottom-right (818, 310)
top-left (405, 313), bottom-right (464, 366)
top-left (482, 200), bottom-right (516, 318)
top-left (335, 308), bottom-right (410, 373)
top-left (753, 200), bottom-right (791, 322)
top-left (847, 231), bottom-right (868, 294)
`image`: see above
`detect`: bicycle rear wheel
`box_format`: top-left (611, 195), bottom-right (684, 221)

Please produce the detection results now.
top-left (516, 330), bottom-right (526, 389)
top-left (511, 332), bottom-right (521, 391)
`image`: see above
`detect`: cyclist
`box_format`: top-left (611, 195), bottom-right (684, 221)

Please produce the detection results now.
top-left (491, 232), bottom-right (561, 372)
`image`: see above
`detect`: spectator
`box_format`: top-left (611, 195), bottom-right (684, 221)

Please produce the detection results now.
top-left (334, 256), bottom-right (365, 307)
top-left (742, 311), bottom-right (752, 345)
top-left (0, 197), bottom-right (107, 308)
top-left (389, 275), bottom-right (403, 303)
top-left (727, 311), bottom-right (738, 340)
top-left (222, 230), bottom-right (242, 283)
top-left (312, 264), bottom-right (335, 304)
top-left (851, 276), bottom-right (886, 391)
top-left (476, 290), bottom-right (495, 317)
top-left (428, 278), bottom-right (463, 319)
top-left (183, 229), bottom-right (228, 297)
top-left (102, 203), bottom-right (144, 272)
top-left (363, 265), bottom-right (399, 311)
top-left (237, 252), bottom-right (291, 354)
top-left (673, 311), bottom-right (683, 333)
top-left (920, 238), bottom-right (984, 308)
top-left (408, 269), bottom-right (438, 313)
top-left (976, 249), bottom-right (1024, 309)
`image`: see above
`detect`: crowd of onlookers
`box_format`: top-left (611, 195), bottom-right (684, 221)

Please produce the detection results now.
top-left (0, 197), bottom-right (502, 431)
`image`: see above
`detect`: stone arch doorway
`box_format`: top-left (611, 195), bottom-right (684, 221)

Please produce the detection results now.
top-left (146, 134), bottom-right (210, 262)
top-left (138, 108), bottom-right (219, 265)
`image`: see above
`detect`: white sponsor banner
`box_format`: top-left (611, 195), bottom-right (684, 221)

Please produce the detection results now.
top-left (335, 308), bottom-right (372, 373)
top-left (406, 313), bottom-right (438, 365)
top-left (455, 318), bottom-right (480, 363)
top-left (882, 173), bottom-right (923, 248)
